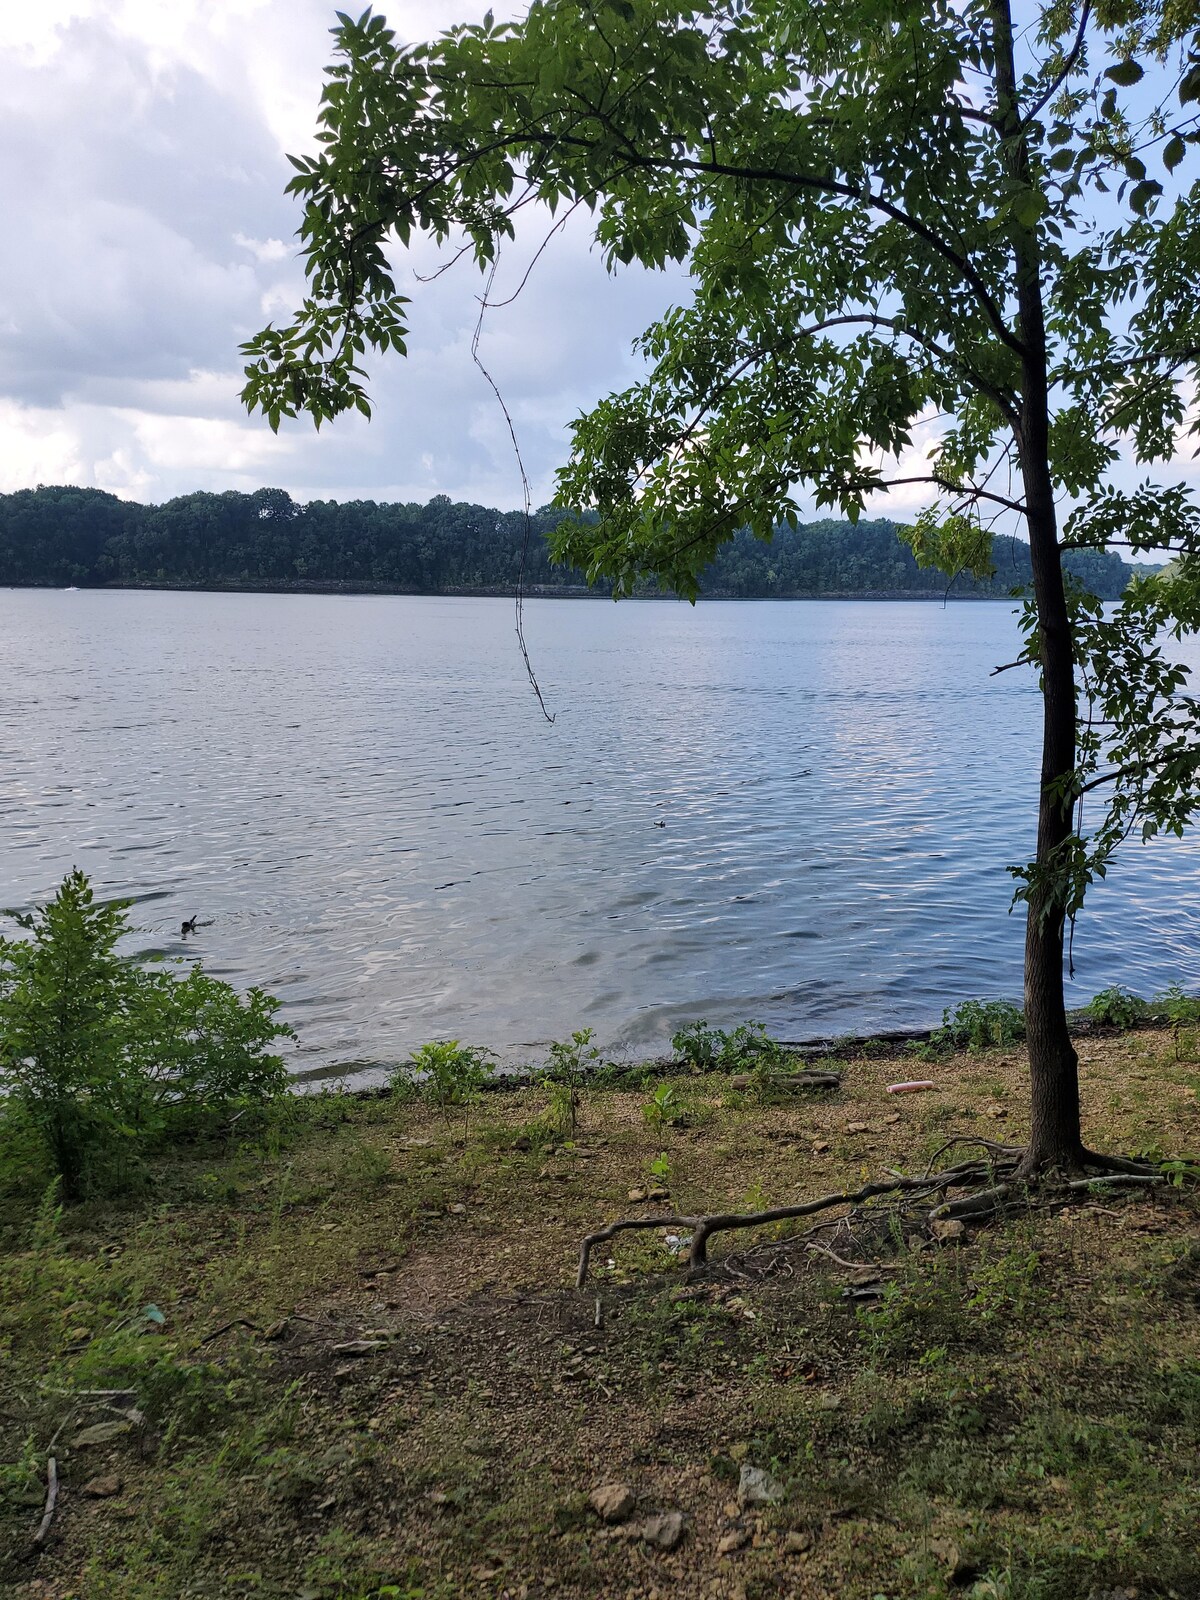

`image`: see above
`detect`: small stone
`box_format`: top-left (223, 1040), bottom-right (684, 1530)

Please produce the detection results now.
top-left (717, 1530), bottom-right (749, 1556)
top-left (81, 1474), bottom-right (123, 1498)
top-left (639, 1511), bottom-right (685, 1550)
top-left (737, 1464), bottom-right (785, 1507)
top-left (589, 1483), bottom-right (636, 1523)
top-left (70, 1421), bottom-right (131, 1449)
top-left (931, 1219), bottom-right (967, 1244)
top-left (783, 1530), bottom-right (813, 1555)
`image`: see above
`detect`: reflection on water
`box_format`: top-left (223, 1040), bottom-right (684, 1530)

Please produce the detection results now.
top-left (1, 589), bottom-right (1197, 1084)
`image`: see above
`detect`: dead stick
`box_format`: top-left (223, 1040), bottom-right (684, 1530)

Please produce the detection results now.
top-left (33, 1457), bottom-right (58, 1549)
top-left (200, 1317), bottom-right (258, 1346)
top-left (576, 1172), bottom-right (958, 1286)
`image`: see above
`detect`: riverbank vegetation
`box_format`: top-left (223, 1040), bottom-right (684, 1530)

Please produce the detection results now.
top-left (0, 486), bottom-right (1135, 599)
top-left (2, 1015), bottom-right (1198, 1599)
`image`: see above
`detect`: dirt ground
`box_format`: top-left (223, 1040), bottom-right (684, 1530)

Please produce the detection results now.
top-left (2, 1026), bottom-right (1198, 1600)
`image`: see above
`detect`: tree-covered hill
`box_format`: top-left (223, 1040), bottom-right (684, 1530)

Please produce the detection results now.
top-left (0, 485), bottom-right (1136, 599)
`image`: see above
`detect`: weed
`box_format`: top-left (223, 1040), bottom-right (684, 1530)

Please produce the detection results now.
top-left (1086, 986), bottom-right (1147, 1029)
top-left (538, 1028), bottom-right (601, 1138)
top-left (1153, 982), bottom-right (1200, 1060)
top-left (931, 999), bottom-right (1025, 1051)
top-left (642, 1082), bottom-right (688, 1130)
top-left (672, 1019), bottom-right (784, 1072)
top-left (390, 1041), bottom-right (495, 1128)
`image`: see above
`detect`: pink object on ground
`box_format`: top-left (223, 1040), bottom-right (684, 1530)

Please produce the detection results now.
top-left (886, 1081), bottom-right (935, 1094)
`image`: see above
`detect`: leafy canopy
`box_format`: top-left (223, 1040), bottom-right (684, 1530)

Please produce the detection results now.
top-left (242, 0), bottom-right (1200, 912)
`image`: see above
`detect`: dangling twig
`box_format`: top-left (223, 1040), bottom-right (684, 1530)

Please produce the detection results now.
top-left (470, 253), bottom-right (555, 724)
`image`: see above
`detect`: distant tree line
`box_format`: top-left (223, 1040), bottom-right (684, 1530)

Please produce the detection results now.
top-left (0, 485), bottom-right (1136, 600)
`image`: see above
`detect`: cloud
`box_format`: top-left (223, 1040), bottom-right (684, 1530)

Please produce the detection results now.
top-left (0, 1), bottom-right (696, 508)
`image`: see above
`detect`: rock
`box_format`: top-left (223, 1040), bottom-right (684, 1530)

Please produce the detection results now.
top-left (737, 1464), bottom-right (785, 1507)
top-left (70, 1421), bottom-right (131, 1449)
top-left (331, 1340), bottom-right (386, 1356)
top-left (931, 1219), bottom-right (967, 1244)
top-left (589, 1483), bottom-right (636, 1523)
top-left (717, 1529), bottom-right (749, 1556)
top-left (81, 1474), bottom-right (123, 1499)
top-left (783, 1530), bottom-right (813, 1554)
top-left (639, 1511), bottom-right (686, 1550)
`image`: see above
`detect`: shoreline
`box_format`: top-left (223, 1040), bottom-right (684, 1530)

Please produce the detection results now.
top-left (6, 580), bottom-right (1021, 602)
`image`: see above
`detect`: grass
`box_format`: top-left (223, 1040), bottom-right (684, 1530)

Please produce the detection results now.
top-left (1, 1031), bottom-right (1198, 1599)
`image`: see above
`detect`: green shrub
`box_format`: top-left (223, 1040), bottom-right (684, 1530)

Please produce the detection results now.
top-left (672, 1019), bottom-right (784, 1071)
top-left (931, 998), bottom-right (1025, 1051)
top-left (0, 870), bottom-right (293, 1199)
top-left (539, 1027), bottom-right (602, 1139)
top-left (1153, 982), bottom-right (1200, 1060)
top-left (1086, 986), bottom-right (1146, 1028)
top-left (391, 1040), bottom-right (494, 1125)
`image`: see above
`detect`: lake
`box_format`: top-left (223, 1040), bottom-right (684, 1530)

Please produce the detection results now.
top-left (2, 589), bottom-right (1198, 1084)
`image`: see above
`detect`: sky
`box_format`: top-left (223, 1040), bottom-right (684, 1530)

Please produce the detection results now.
top-left (0, 0), bottom-right (699, 510)
top-left (0, 3), bottom-right (1194, 521)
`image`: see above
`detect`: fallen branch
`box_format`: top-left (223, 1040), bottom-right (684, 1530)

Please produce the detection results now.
top-left (32, 1457), bottom-right (58, 1549)
top-left (200, 1317), bottom-right (259, 1346)
top-left (576, 1171), bottom-right (969, 1287)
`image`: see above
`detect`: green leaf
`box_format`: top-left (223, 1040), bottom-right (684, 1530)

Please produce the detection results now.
top-left (1105, 60), bottom-right (1145, 87)
top-left (1163, 134), bottom-right (1185, 173)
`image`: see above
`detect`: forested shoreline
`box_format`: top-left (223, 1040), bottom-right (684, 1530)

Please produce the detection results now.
top-left (0, 484), bottom-right (1136, 599)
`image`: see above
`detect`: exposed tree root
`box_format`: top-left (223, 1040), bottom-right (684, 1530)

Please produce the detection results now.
top-left (575, 1146), bottom-right (1170, 1287)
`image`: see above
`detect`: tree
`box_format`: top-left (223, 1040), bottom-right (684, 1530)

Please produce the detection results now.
top-left (242, 0), bottom-right (1200, 1183)
top-left (0, 871), bottom-right (292, 1199)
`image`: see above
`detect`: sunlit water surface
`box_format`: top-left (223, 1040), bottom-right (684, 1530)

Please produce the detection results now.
top-left (2, 590), bottom-right (1198, 1084)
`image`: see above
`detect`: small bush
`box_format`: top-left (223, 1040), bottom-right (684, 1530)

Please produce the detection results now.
top-left (0, 870), bottom-right (293, 1199)
top-left (931, 998), bottom-right (1025, 1051)
top-left (1086, 986), bottom-right (1146, 1029)
top-left (391, 1040), bottom-right (495, 1125)
top-left (1153, 982), bottom-right (1200, 1060)
top-left (672, 1019), bottom-right (784, 1072)
top-left (538, 1027), bottom-right (602, 1138)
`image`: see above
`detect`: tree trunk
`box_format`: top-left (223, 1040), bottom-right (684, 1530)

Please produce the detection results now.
top-left (992, 0), bottom-right (1087, 1174)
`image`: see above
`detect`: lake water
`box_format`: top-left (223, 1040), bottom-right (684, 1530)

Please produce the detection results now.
top-left (2, 589), bottom-right (1198, 1084)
